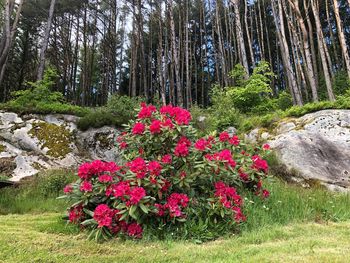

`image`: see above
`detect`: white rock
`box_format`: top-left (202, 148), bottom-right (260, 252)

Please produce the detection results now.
top-left (269, 110), bottom-right (350, 192)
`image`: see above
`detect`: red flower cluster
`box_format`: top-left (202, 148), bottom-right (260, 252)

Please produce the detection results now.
top-left (161, 154), bottom-right (172, 164)
top-left (80, 181), bottom-right (93, 192)
top-left (174, 136), bottom-right (191, 157)
top-left (129, 187), bottom-right (146, 205)
top-left (194, 138), bottom-right (211, 151)
top-left (132, 122), bottom-right (145, 135)
top-left (138, 103), bottom-right (157, 119)
top-left (127, 157), bottom-right (147, 179)
top-left (214, 182), bottom-right (245, 222)
top-left (126, 222), bottom-right (143, 238)
top-left (108, 181), bottom-right (146, 206)
top-left (78, 160), bottom-right (120, 180)
top-left (166, 193), bottom-right (189, 218)
top-left (64, 184), bottom-right (73, 194)
top-left (252, 155), bottom-right (269, 173)
top-left (150, 120), bottom-right (162, 134)
top-left (148, 161), bottom-right (162, 176)
top-left (160, 105), bottom-right (192, 125)
top-left (69, 205), bottom-right (84, 223)
top-left (98, 174), bottom-right (113, 183)
top-left (93, 204), bottom-right (115, 228)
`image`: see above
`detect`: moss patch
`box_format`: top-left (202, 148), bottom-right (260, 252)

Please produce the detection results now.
top-left (0, 144), bottom-right (5, 153)
top-left (29, 122), bottom-right (73, 159)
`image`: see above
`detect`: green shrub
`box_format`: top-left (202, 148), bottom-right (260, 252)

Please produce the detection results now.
top-left (1, 68), bottom-right (88, 116)
top-left (227, 61), bottom-right (275, 114)
top-left (77, 95), bottom-right (142, 131)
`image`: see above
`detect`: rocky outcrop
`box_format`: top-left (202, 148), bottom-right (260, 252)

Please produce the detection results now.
top-left (246, 110), bottom-right (350, 192)
top-left (0, 111), bottom-right (120, 182)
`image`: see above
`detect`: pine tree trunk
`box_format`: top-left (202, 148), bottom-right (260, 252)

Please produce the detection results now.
top-left (288, 0), bottom-right (318, 102)
top-left (332, 0), bottom-right (350, 78)
top-left (272, 0), bottom-right (303, 105)
top-left (231, 0), bottom-right (249, 77)
top-left (311, 0), bottom-right (335, 101)
top-left (37, 0), bottom-right (56, 80)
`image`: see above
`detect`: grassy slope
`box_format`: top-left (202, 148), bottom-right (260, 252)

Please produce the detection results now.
top-left (1, 213), bottom-right (350, 263)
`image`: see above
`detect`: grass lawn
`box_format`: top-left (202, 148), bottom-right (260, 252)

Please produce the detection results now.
top-left (1, 170), bottom-right (350, 262)
top-left (1, 213), bottom-right (350, 262)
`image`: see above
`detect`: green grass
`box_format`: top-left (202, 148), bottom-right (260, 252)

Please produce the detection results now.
top-left (1, 213), bottom-right (350, 262)
top-left (2, 170), bottom-right (350, 262)
top-left (0, 170), bottom-right (74, 215)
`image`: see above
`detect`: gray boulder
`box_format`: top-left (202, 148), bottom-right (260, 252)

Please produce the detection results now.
top-left (0, 111), bottom-right (120, 182)
top-left (268, 110), bottom-right (350, 191)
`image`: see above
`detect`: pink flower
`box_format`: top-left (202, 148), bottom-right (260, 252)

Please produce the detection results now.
top-left (219, 131), bottom-right (230, 142)
top-left (252, 155), bottom-right (269, 173)
top-left (127, 222), bottom-right (143, 238)
top-left (69, 205), bottom-right (84, 223)
top-left (194, 138), bottom-right (209, 151)
top-left (229, 136), bottom-right (240, 146)
top-left (127, 157), bottom-right (147, 179)
top-left (80, 181), bottom-right (93, 192)
top-left (174, 142), bottom-right (189, 157)
top-left (263, 144), bottom-right (270, 150)
top-left (138, 104), bottom-right (156, 119)
top-left (262, 189), bottom-right (270, 198)
top-left (147, 161), bottom-right (162, 176)
top-left (93, 204), bottom-right (114, 228)
top-left (150, 120), bottom-right (162, 134)
top-left (119, 141), bottom-right (128, 149)
top-left (98, 174), bottom-right (113, 183)
top-left (165, 193), bottom-right (190, 218)
top-left (129, 187), bottom-right (146, 205)
top-left (132, 122), bottom-right (145, 135)
top-left (64, 184), bottom-right (73, 194)
top-left (112, 181), bottom-right (131, 198)
top-left (161, 118), bottom-right (174, 129)
top-left (161, 154), bottom-right (172, 164)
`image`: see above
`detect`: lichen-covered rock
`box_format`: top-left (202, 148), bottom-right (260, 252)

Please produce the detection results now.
top-left (268, 110), bottom-right (350, 192)
top-left (0, 111), bottom-right (120, 182)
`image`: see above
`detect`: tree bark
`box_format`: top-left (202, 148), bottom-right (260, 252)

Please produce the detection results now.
top-left (231, 0), bottom-right (249, 77)
top-left (272, 0), bottom-right (303, 105)
top-left (287, 0), bottom-right (318, 102)
top-left (37, 0), bottom-right (56, 81)
top-left (311, 0), bottom-right (335, 101)
top-left (332, 0), bottom-right (350, 78)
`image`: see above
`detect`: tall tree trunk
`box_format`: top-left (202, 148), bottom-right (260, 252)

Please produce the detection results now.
top-left (37, 0), bottom-right (56, 80)
top-left (231, 0), bottom-right (249, 77)
top-left (311, 0), bottom-right (335, 101)
top-left (244, 0), bottom-right (254, 64)
top-left (287, 0), bottom-right (318, 102)
top-left (272, 0), bottom-right (303, 105)
top-left (333, 0), bottom-right (350, 78)
top-left (169, 0), bottom-right (183, 106)
top-left (0, 0), bottom-right (24, 92)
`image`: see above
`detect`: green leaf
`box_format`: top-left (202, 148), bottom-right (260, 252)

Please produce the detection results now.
top-left (81, 218), bottom-right (97, 226)
top-left (83, 208), bottom-right (94, 217)
top-left (139, 203), bottom-right (149, 214)
top-left (129, 205), bottom-right (138, 219)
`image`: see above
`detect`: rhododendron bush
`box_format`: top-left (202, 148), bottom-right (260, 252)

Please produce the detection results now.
top-left (61, 103), bottom-right (270, 241)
